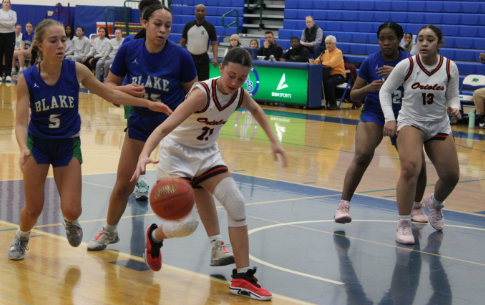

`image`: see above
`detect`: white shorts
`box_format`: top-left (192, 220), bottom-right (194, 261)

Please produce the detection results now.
top-left (397, 117), bottom-right (451, 141)
top-left (156, 137), bottom-right (227, 185)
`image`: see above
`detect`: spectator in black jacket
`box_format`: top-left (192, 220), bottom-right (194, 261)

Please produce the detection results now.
top-left (280, 37), bottom-right (311, 62)
top-left (300, 16), bottom-right (326, 56)
top-left (258, 31), bottom-right (283, 61)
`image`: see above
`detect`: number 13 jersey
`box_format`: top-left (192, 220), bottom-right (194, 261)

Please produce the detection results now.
top-left (381, 54), bottom-right (460, 123)
top-left (167, 78), bottom-right (245, 149)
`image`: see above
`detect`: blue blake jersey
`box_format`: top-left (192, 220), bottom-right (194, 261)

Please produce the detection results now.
top-left (358, 50), bottom-right (410, 113)
top-left (25, 59), bottom-right (81, 139)
top-left (110, 38), bottom-right (197, 112)
top-left (22, 31), bottom-right (34, 49)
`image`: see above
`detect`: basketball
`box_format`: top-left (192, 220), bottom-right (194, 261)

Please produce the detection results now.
top-left (149, 177), bottom-right (194, 220)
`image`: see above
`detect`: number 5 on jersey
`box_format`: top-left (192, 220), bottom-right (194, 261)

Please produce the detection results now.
top-left (49, 114), bottom-right (61, 128)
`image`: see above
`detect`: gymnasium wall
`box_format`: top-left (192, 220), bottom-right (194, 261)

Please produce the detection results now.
top-left (11, 3), bottom-right (124, 38)
top-left (13, 0), bottom-right (123, 6)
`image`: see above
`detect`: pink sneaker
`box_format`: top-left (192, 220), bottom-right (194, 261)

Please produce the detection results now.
top-left (411, 202), bottom-right (428, 223)
top-left (334, 200), bottom-right (352, 223)
top-left (423, 194), bottom-right (444, 231)
top-left (396, 219), bottom-right (415, 245)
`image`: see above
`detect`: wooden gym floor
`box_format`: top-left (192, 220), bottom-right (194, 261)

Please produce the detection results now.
top-left (0, 80), bottom-right (484, 304)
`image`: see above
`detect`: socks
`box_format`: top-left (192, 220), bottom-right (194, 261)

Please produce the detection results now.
top-left (105, 224), bottom-right (117, 233)
top-left (413, 201), bottom-right (421, 207)
top-left (18, 229), bottom-right (31, 238)
top-left (431, 194), bottom-right (444, 208)
top-left (399, 215), bottom-right (412, 222)
top-left (237, 267), bottom-right (250, 274)
top-left (151, 229), bottom-right (163, 243)
top-left (138, 174), bottom-right (147, 184)
top-left (209, 234), bottom-right (222, 247)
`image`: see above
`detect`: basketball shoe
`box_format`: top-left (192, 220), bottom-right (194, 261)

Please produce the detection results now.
top-left (396, 219), bottom-right (415, 245)
top-left (478, 115), bottom-right (485, 129)
top-left (144, 224), bottom-right (163, 271)
top-left (210, 240), bottom-right (235, 266)
top-left (8, 231), bottom-right (30, 260)
top-left (135, 180), bottom-right (149, 201)
top-left (230, 267), bottom-right (272, 301)
top-left (334, 200), bottom-right (352, 223)
top-left (411, 202), bottom-right (428, 223)
top-left (423, 194), bottom-right (444, 231)
top-left (87, 226), bottom-right (120, 251)
top-left (64, 219), bottom-right (83, 247)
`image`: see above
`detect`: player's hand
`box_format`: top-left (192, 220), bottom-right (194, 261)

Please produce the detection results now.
top-left (123, 83), bottom-right (145, 97)
top-left (383, 121), bottom-right (397, 137)
top-left (367, 80), bottom-right (385, 92)
top-left (19, 149), bottom-right (30, 173)
top-left (148, 101), bottom-right (173, 116)
top-left (377, 65), bottom-right (394, 78)
top-left (447, 106), bottom-right (461, 119)
top-left (211, 58), bottom-right (218, 67)
top-left (131, 156), bottom-right (159, 182)
top-left (82, 57), bottom-right (87, 62)
top-left (272, 143), bottom-right (288, 168)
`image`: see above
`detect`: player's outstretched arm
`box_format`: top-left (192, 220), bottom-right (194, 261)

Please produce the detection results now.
top-left (74, 62), bottom-right (172, 115)
top-left (105, 71), bottom-right (145, 98)
top-left (14, 75), bottom-right (32, 172)
top-left (241, 90), bottom-right (288, 168)
top-left (131, 88), bottom-right (208, 181)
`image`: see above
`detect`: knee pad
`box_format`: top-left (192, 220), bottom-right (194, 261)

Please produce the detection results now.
top-left (213, 177), bottom-right (247, 227)
top-left (162, 207), bottom-right (199, 238)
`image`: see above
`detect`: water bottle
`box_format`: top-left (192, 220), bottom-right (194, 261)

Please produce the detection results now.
top-left (468, 109), bottom-right (476, 128)
top-left (270, 55), bottom-right (275, 62)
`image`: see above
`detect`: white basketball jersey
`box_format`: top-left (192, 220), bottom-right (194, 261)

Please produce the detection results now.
top-left (399, 54), bottom-right (456, 122)
top-left (167, 78), bottom-right (245, 149)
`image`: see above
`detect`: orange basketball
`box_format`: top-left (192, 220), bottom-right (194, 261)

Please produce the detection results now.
top-left (149, 177), bottom-right (194, 220)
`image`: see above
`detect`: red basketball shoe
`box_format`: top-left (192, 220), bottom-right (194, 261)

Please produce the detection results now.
top-left (230, 267), bottom-right (272, 301)
top-left (144, 224), bottom-right (163, 271)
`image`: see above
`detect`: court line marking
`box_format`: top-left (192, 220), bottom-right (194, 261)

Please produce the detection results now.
top-left (0, 220), bottom-right (313, 305)
top-left (0, 294), bottom-right (30, 305)
top-left (248, 219), bottom-right (485, 281)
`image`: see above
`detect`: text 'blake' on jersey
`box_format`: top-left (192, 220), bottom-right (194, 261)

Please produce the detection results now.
top-left (131, 75), bottom-right (170, 92)
top-left (34, 95), bottom-right (76, 112)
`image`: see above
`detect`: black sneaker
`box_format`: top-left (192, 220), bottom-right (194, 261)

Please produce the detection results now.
top-left (478, 115), bottom-right (485, 129)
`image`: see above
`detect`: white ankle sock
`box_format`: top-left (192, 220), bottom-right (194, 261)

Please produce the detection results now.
top-left (399, 215), bottom-right (411, 222)
top-left (431, 194), bottom-right (444, 207)
top-left (209, 235), bottom-right (222, 247)
top-left (105, 224), bottom-right (117, 232)
top-left (151, 229), bottom-right (163, 243)
top-left (18, 229), bottom-right (30, 238)
top-left (237, 267), bottom-right (250, 274)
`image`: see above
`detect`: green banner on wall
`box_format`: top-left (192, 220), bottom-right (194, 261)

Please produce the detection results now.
top-left (209, 65), bottom-right (308, 105)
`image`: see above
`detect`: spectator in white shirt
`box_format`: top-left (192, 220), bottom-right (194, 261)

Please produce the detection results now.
top-left (0, 0), bottom-right (17, 82)
top-left (65, 26), bottom-right (90, 62)
top-left (82, 26), bottom-right (109, 72)
top-left (95, 28), bottom-right (124, 81)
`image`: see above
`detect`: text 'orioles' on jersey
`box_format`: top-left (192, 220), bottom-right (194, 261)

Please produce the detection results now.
top-left (167, 78), bottom-right (245, 149)
top-left (380, 54), bottom-right (460, 123)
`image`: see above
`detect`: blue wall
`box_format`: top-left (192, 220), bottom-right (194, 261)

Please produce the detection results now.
top-left (10, 4), bottom-right (125, 36)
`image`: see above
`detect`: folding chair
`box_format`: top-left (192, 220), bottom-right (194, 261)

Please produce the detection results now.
top-left (459, 74), bottom-right (485, 118)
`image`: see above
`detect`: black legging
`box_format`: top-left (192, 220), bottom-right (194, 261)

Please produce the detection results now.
top-left (0, 32), bottom-right (15, 77)
top-left (83, 56), bottom-right (101, 72)
top-left (324, 74), bottom-right (345, 106)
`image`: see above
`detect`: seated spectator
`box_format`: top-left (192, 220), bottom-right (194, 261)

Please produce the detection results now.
top-left (473, 54), bottom-right (485, 129)
top-left (82, 26), bottom-right (109, 72)
top-left (258, 31), bottom-right (283, 61)
top-left (17, 21), bottom-right (33, 75)
top-left (280, 37), bottom-right (311, 62)
top-left (95, 28), bottom-right (124, 82)
top-left (309, 35), bottom-right (346, 110)
top-left (11, 23), bottom-right (21, 76)
top-left (65, 24), bottom-right (74, 53)
top-left (249, 39), bottom-right (259, 49)
top-left (65, 26), bottom-right (90, 62)
top-left (402, 32), bottom-right (418, 55)
top-left (224, 34), bottom-right (241, 56)
top-left (300, 16), bottom-right (325, 57)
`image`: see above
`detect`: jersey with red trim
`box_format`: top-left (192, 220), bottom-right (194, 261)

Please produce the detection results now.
top-left (166, 77), bottom-right (245, 149)
top-left (379, 54), bottom-right (460, 122)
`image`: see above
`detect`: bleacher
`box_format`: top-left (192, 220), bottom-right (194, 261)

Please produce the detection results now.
top-left (166, 0), bottom-right (485, 93)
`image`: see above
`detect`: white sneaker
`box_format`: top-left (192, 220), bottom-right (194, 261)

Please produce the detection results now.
top-left (135, 180), bottom-right (149, 201)
top-left (5, 75), bottom-right (12, 82)
top-left (396, 219), bottom-right (415, 245)
top-left (210, 240), bottom-right (235, 266)
top-left (8, 231), bottom-right (30, 260)
top-left (87, 226), bottom-right (120, 251)
top-left (411, 202), bottom-right (428, 223)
